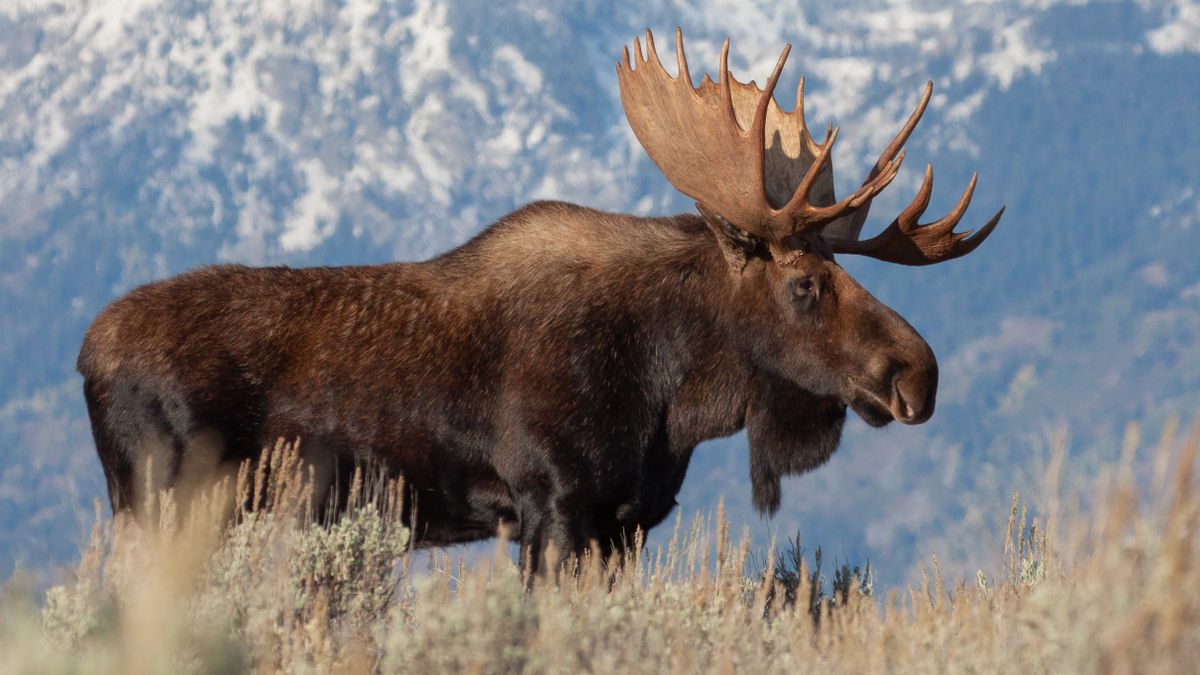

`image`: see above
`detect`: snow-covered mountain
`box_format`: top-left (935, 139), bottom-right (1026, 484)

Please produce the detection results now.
top-left (2, 0), bottom-right (1198, 584)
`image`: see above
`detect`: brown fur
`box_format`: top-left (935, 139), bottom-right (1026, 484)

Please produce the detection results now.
top-left (79, 201), bottom-right (937, 572)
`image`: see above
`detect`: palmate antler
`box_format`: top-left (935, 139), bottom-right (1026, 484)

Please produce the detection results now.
top-left (616, 28), bottom-right (1003, 265)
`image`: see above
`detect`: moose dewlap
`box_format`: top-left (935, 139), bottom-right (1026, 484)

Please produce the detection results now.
top-left (78, 29), bottom-right (1002, 573)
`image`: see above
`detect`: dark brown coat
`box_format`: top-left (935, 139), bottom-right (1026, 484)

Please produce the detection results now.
top-left (78, 201), bottom-right (938, 570)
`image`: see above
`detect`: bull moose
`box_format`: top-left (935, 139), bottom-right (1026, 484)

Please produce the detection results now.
top-left (78, 30), bottom-right (1003, 572)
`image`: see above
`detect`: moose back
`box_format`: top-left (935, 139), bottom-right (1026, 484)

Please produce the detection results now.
top-left (78, 30), bottom-right (1002, 571)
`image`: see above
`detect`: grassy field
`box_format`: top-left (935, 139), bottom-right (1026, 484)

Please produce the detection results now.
top-left (1, 424), bottom-right (1197, 674)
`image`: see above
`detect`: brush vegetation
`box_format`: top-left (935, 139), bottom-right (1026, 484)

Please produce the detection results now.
top-left (2, 423), bottom-right (1198, 674)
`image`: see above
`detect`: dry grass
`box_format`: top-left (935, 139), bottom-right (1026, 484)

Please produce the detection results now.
top-left (1, 423), bottom-right (1198, 674)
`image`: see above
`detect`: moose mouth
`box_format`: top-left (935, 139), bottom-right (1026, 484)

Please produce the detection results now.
top-left (847, 378), bottom-right (928, 427)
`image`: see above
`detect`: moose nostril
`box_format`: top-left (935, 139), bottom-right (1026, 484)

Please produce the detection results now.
top-left (892, 377), bottom-right (915, 419)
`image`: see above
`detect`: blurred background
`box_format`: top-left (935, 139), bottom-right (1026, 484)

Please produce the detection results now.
top-left (1, 0), bottom-right (1197, 587)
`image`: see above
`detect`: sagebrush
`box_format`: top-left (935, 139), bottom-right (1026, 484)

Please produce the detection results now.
top-left (2, 424), bottom-right (1197, 674)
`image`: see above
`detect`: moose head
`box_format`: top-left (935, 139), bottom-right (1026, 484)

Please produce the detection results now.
top-left (618, 29), bottom-right (1001, 426)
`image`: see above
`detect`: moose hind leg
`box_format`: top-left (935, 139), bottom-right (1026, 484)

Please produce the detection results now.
top-left (94, 375), bottom-right (199, 520)
top-left (84, 379), bottom-right (135, 514)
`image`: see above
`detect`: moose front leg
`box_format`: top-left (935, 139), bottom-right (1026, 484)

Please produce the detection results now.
top-left (514, 486), bottom-right (597, 580)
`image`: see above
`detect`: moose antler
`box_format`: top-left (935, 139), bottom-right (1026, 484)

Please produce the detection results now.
top-left (616, 28), bottom-right (1003, 265)
top-left (831, 167), bottom-right (1005, 265)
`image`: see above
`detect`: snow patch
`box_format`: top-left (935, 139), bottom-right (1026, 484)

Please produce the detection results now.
top-left (979, 18), bottom-right (1056, 90)
top-left (494, 44), bottom-right (544, 93)
top-left (1139, 262), bottom-right (1170, 288)
top-left (281, 160), bottom-right (339, 252)
top-left (1147, 0), bottom-right (1200, 54)
top-left (947, 89), bottom-right (987, 122)
top-left (859, 4), bottom-right (954, 47)
top-left (806, 57), bottom-right (876, 121)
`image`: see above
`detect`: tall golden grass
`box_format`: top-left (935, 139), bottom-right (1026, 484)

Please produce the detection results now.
top-left (1, 422), bottom-right (1197, 674)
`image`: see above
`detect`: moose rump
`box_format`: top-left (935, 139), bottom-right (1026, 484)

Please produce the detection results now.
top-left (77, 261), bottom-right (512, 543)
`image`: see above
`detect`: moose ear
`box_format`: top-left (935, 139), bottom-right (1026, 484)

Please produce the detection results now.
top-left (696, 203), bottom-right (768, 272)
top-left (746, 372), bottom-right (847, 516)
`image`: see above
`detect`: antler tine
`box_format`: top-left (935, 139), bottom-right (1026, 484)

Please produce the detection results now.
top-left (783, 124), bottom-right (839, 216)
top-left (645, 29), bottom-right (664, 69)
top-left (675, 27), bottom-right (692, 89)
top-left (753, 43), bottom-right (791, 135)
top-left (917, 171), bottom-right (976, 234)
top-left (795, 76), bottom-right (811, 144)
top-left (897, 163), bottom-right (936, 229)
top-left (718, 38), bottom-right (737, 126)
top-left (955, 206), bottom-right (1005, 257)
top-left (877, 82), bottom-right (932, 178)
top-left (750, 43), bottom-right (793, 208)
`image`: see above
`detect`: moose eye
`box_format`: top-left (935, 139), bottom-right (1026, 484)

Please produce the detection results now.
top-left (791, 276), bottom-right (818, 310)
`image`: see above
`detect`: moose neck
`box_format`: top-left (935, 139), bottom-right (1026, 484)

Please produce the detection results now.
top-left (638, 213), bottom-right (760, 453)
